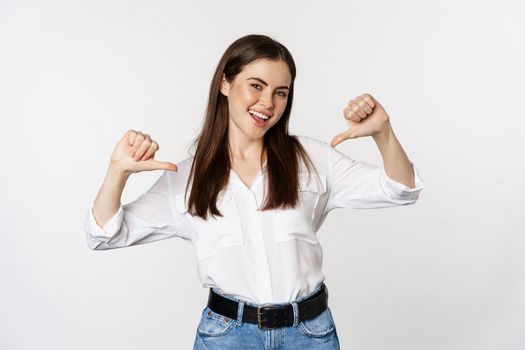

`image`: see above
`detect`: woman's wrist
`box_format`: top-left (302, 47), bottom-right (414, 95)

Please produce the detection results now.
top-left (372, 122), bottom-right (394, 146)
top-left (107, 163), bottom-right (131, 182)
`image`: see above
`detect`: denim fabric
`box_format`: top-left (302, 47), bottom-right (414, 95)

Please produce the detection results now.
top-left (193, 282), bottom-right (340, 349)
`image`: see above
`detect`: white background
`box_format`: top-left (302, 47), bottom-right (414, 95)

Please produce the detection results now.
top-left (1, 0), bottom-right (524, 349)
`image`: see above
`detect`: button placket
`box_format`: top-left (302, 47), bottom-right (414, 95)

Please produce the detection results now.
top-left (232, 174), bottom-right (273, 302)
top-left (251, 190), bottom-right (273, 301)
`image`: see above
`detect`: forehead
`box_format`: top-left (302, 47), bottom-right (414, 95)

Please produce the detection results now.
top-left (239, 59), bottom-right (291, 86)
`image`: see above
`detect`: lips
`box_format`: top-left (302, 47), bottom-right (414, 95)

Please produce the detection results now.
top-left (249, 111), bottom-right (268, 127)
top-left (248, 109), bottom-right (273, 119)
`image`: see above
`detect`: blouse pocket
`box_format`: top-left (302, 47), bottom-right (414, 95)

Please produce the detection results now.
top-left (272, 172), bottom-right (327, 244)
top-left (175, 188), bottom-right (244, 261)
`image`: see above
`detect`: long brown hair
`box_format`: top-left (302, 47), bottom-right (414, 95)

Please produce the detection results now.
top-left (185, 34), bottom-right (317, 220)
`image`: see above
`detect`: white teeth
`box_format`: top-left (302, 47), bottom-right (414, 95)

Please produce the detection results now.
top-left (249, 110), bottom-right (269, 120)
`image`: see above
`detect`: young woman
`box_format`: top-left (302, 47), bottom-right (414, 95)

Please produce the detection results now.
top-left (84, 34), bottom-right (424, 349)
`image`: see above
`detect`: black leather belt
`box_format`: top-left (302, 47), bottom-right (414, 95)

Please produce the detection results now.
top-left (207, 284), bottom-right (328, 330)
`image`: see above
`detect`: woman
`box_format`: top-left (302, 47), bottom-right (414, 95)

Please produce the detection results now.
top-left (84, 34), bottom-right (424, 349)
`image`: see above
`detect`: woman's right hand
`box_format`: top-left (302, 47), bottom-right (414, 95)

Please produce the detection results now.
top-left (109, 129), bottom-right (178, 176)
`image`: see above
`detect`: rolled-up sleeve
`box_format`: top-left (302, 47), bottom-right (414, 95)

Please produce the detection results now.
top-left (84, 170), bottom-right (194, 250)
top-left (380, 163), bottom-right (424, 203)
top-left (325, 146), bottom-right (424, 212)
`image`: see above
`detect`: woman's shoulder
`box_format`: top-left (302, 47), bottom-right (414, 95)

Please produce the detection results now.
top-left (293, 134), bottom-right (333, 176)
top-left (294, 134), bottom-right (333, 155)
top-left (163, 155), bottom-right (194, 194)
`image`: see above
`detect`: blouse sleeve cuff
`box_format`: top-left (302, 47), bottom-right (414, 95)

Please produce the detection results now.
top-left (84, 198), bottom-right (124, 242)
top-left (380, 161), bottom-right (424, 203)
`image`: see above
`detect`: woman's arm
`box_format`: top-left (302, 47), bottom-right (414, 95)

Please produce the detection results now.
top-left (84, 130), bottom-right (190, 250)
top-left (330, 93), bottom-right (417, 189)
top-left (92, 165), bottom-right (129, 228)
top-left (372, 123), bottom-right (416, 189)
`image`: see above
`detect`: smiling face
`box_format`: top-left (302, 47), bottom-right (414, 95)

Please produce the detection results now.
top-left (220, 58), bottom-right (292, 142)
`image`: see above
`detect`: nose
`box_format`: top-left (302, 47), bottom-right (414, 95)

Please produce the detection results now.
top-left (259, 90), bottom-right (274, 109)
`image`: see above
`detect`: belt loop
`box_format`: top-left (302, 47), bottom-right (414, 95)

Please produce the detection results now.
top-left (236, 300), bottom-right (245, 326)
top-left (291, 301), bottom-right (299, 327)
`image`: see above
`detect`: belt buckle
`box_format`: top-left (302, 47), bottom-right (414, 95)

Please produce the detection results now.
top-left (256, 303), bottom-right (281, 330)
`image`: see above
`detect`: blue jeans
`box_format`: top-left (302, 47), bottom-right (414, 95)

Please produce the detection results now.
top-left (193, 282), bottom-right (340, 349)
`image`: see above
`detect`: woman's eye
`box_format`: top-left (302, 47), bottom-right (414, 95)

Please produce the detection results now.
top-left (251, 83), bottom-right (287, 97)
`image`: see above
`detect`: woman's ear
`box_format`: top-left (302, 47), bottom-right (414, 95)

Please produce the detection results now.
top-left (220, 73), bottom-right (230, 96)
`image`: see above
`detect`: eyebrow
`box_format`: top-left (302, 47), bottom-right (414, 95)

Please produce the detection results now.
top-left (246, 77), bottom-right (290, 90)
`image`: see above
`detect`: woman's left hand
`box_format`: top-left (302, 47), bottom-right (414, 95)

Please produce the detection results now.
top-left (330, 93), bottom-right (392, 147)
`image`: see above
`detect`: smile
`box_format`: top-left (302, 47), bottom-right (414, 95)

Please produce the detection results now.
top-left (248, 109), bottom-right (270, 120)
top-left (248, 110), bottom-right (269, 127)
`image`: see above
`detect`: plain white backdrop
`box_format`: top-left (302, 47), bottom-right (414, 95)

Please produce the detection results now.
top-left (1, 0), bottom-right (524, 349)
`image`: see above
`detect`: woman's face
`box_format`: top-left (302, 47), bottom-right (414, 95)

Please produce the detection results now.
top-left (220, 58), bottom-right (291, 141)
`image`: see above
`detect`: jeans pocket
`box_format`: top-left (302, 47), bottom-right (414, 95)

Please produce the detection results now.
top-left (197, 306), bottom-right (236, 337)
top-left (298, 307), bottom-right (336, 338)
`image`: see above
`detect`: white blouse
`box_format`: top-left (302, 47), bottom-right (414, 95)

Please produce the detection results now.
top-left (84, 135), bottom-right (424, 304)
